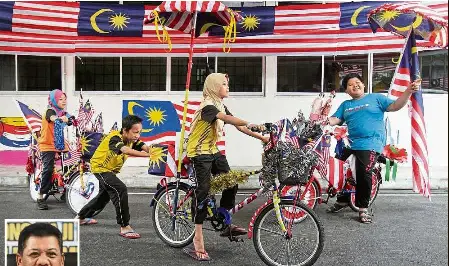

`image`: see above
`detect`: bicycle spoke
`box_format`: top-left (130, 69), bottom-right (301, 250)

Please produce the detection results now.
top-left (258, 226), bottom-right (285, 237)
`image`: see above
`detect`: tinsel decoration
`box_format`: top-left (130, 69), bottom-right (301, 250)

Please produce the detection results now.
top-left (54, 119), bottom-right (66, 151)
top-left (210, 170), bottom-right (260, 194)
top-left (259, 141), bottom-right (319, 189)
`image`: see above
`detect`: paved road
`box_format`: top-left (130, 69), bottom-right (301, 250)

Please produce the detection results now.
top-left (0, 188), bottom-right (447, 266)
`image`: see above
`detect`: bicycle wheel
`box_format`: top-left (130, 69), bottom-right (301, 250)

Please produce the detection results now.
top-left (253, 200), bottom-right (324, 266)
top-left (152, 183), bottom-right (195, 248)
top-left (349, 170), bottom-right (381, 212)
top-left (66, 171), bottom-right (101, 216)
top-left (280, 180), bottom-right (319, 210)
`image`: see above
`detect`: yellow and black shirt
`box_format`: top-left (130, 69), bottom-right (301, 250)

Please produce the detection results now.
top-left (90, 130), bottom-right (145, 174)
top-left (186, 105), bottom-right (232, 158)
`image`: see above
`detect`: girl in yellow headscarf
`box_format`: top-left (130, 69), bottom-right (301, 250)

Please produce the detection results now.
top-left (184, 73), bottom-right (268, 261)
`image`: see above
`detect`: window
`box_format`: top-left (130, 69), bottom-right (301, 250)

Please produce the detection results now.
top-left (217, 57), bottom-right (263, 93)
top-left (75, 57), bottom-right (119, 91)
top-left (420, 49), bottom-right (448, 94)
top-left (122, 57), bottom-right (166, 91)
top-left (277, 56), bottom-right (322, 93)
top-left (171, 57), bottom-right (215, 92)
top-left (18, 56), bottom-right (61, 91)
top-left (323, 55), bottom-right (368, 92)
top-left (0, 55), bottom-right (15, 91)
top-left (373, 53), bottom-right (397, 93)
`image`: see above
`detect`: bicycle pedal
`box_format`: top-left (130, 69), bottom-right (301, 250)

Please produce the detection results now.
top-left (228, 236), bottom-right (243, 242)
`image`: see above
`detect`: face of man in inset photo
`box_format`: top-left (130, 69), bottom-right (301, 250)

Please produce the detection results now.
top-left (16, 223), bottom-right (65, 266)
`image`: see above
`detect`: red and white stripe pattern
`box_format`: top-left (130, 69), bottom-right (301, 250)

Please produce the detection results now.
top-left (388, 63), bottom-right (410, 98)
top-left (326, 157), bottom-right (345, 191)
top-left (145, 1), bottom-right (235, 34)
top-left (411, 93), bottom-right (431, 198)
top-left (26, 114), bottom-right (42, 134)
top-left (0, 1), bottom-right (78, 55)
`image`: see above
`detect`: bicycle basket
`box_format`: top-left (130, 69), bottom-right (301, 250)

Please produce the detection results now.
top-left (260, 141), bottom-right (319, 188)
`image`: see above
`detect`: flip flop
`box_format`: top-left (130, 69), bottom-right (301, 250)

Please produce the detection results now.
top-left (80, 218), bottom-right (97, 225)
top-left (119, 230), bottom-right (141, 239)
top-left (182, 247), bottom-right (211, 261)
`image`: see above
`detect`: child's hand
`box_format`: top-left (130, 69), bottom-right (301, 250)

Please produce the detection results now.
top-left (408, 79), bottom-right (421, 93)
top-left (61, 116), bottom-right (69, 123)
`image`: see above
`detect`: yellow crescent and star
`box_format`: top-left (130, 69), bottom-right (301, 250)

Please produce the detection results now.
top-left (90, 8), bottom-right (131, 34)
top-left (350, 6), bottom-right (370, 26)
top-left (375, 9), bottom-right (423, 32)
top-left (199, 11), bottom-right (261, 35)
top-left (127, 101), bottom-right (167, 133)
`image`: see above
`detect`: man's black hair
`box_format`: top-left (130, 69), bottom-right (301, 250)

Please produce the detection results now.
top-left (17, 223), bottom-right (63, 255)
top-left (342, 73), bottom-right (363, 90)
top-left (122, 115), bottom-right (143, 131)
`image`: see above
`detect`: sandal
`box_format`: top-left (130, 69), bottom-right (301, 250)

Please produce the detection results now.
top-left (80, 218), bottom-right (97, 225)
top-left (326, 202), bottom-right (348, 213)
top-left (220, 224), bottom-right (247, 237)
top-left (359, 210), bottom-right (373, 224)
top-left (119, 230), bottom-right (141, 239)
top-left (183, 247), bottom-right (211, 261)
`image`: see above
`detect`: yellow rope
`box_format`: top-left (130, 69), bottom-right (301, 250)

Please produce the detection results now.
top-left (222, 9), bottom-right (237, 53)
top-left (152, 10), bottom-right (172, 51)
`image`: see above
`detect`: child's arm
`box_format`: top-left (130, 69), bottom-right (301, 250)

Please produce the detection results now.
top-left (215, 107), bottom-right (268, 143)
top-left (120, 146), bottom-right (150, 157)
top-left (235, 125), bottom-right (270, 143)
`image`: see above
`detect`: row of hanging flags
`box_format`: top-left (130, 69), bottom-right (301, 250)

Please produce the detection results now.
top-left (0, 1), bottom-right (447, 56)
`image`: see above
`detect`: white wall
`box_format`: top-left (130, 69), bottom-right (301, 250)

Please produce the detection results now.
top-left (1, 55), bottom-right (447, 189)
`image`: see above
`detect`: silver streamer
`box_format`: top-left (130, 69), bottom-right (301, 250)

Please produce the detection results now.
top-left (259, 141), bottom-right (319, 189)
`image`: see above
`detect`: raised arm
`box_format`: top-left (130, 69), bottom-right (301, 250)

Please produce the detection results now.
top-left (387, 79), bottom-right (421, 112)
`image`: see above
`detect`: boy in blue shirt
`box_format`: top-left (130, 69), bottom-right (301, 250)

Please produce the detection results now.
top-left (327, 73), bottom-right (420, 223)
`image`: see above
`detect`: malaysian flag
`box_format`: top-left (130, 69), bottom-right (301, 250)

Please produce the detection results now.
top-left (15, 100), bottom-right (42, 136)
top-left (92, 112), bottom-right (104, 133)
top-left (77, 99), bottom-right (94, 133)
top-left (1, 2), bottom-right (447, 56)
top-left (388, 31), bottom-right (431, 199)
top-left (62, 142), bottom-right (81, 166)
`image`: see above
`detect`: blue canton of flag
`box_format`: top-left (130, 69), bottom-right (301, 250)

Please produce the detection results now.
top-left (208, 6), bottom-right (275, 37)
top-left (77, 2), bottom-right (144, 37)
top-left (122, 100), bottom-right (181, 141)
top-left (0, 2), bottom-right (14, 31)
top-left (339, 1), bottom-right (387, 29)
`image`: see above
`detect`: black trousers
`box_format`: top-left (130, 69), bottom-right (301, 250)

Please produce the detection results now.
top-left (190, 153), bottom-right (237, 224)
top-left (40, 151), bottom-right (56, 195)
top-left (335, 148), bottom-right (379, 208)
top-left (78, 172), bottom-right (130, 227)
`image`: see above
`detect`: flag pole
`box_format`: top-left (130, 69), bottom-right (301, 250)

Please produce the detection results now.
top-left (176, 11), bottom-right (198, 178)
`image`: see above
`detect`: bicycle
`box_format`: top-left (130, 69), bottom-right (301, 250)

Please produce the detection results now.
top-left (26, 120), bottom-right (102, 216)
top-left (151, 123), bottom-right (324, 266)
top-left (277, 118), bottom-right (391, 213)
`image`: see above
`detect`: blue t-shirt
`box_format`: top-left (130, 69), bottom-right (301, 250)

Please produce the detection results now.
top-left (332, 94), bottom-right (395, 153)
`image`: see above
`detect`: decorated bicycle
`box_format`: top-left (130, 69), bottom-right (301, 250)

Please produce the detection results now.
top-left (16, 94), bottom-right (105, 215)
top-left (278, 92), bottom-right (408, 213)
